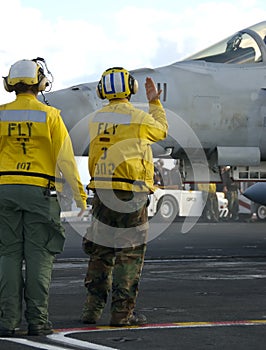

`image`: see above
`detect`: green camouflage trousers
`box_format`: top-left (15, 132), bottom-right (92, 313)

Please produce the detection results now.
top-left (82, 190), bottom-right (148, 323)
top-left (225, 190), bottom-right (239, 219)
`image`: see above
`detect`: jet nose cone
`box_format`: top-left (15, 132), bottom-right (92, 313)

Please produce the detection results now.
top-left (243, 182), bottom-right (266, 205)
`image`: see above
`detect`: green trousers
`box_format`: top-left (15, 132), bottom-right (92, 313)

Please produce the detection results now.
top-left (0, 184), bottom-right (65, 330)
top-left (225, 190), bottom-right (239, 219)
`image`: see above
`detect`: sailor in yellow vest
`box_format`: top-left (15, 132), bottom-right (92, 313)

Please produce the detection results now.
top-left (82, 67), bottom-right (168, 326)
top-left (0, 58), bottom-right (87, 336)
top-left (197, 183), bottom-right (219, 222)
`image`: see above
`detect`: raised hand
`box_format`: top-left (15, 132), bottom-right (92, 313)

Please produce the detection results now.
top-left (145, 77), bottom-right (162, 102)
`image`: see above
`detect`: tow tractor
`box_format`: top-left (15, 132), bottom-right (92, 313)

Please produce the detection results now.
top-left (147, 187), bottom-right (228, 222)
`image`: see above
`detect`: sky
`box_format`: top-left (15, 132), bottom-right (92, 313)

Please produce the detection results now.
top-left (0, 0), bottom-right (266, 105)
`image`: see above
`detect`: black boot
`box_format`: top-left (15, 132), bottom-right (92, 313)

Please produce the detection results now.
top-left (28, 321), bottom-right (53, 336)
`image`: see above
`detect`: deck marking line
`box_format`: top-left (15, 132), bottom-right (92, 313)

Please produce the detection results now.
top-left (48, 331), bottom-right (118, 350)
top-left (3, 320), bottom-right (265, 350)
top-left (55, 319), bottom-right (266, 333)
top-left (0, 337), bottom-right (73, 350)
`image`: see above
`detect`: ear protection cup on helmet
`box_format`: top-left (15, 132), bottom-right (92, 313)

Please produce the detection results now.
top-left (128, 74), bottom-right (138, 95)
top-left (3, 76), bottom-right (14, 92)
top-left (96, 79), bottom-right (104, 99)
top-left (37, 76), bottom-right (49, 91)
top-left (37, 68), bottom-right (49, 91)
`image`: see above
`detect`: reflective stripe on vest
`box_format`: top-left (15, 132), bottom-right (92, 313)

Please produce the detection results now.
top-left (0, 110), bottom-right (47, 122)
top-left (92, 112), bottom-right (131, 125)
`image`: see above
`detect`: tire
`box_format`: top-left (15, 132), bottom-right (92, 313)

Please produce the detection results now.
top-left (256, 205), bottom-right (266, 220)
top-left (156, 195), bottom-right (179, 222)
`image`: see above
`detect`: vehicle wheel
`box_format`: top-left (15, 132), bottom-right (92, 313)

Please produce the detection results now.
top-left (256, 205), bottom-right (266, 220)
top-left (156, 195), bottom-right (179, 222)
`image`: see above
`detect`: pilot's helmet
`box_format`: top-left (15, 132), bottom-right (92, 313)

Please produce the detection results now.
top-left (96, 67), bottom-right (138, 100)
top-left (3, 59), bottom-right (49, 93)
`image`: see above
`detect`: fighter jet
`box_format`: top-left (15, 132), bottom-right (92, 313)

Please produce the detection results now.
top-left (44, 21), bottom-right (266, 183)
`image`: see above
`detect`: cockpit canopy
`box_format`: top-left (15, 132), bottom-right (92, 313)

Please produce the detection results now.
top-left (184, 21), bottom-right (266, 64)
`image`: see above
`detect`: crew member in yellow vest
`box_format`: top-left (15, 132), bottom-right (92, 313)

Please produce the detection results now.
top-left (82, 67), bottom-right (168, 327)
top-left (0, 58), bottom-right (87, 337)
top-left (197, 182), bottom-right (219, 222)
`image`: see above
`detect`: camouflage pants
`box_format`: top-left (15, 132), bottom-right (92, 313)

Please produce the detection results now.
top-left (82, 190), bottom-right (148, 323)
top-left (202, 191), bottom-right (219, 221)
top-left (226, 190), bottom-right (239, 219)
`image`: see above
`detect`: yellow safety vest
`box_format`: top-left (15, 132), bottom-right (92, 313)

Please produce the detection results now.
top-left (197, 183), bottom-right (217, 193)
top-left (88, 99), bottom-right (168, 193)
top-left (0, 93), bottom-right (87, 208)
